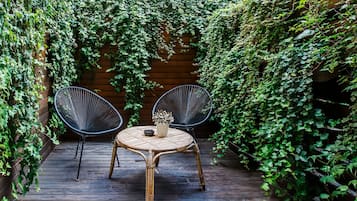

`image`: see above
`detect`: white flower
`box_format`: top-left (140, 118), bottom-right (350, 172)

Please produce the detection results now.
top-left (152, 109), bottom-right (174, 125)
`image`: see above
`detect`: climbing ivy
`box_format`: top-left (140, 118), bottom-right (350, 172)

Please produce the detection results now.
top-left (0, 1), bottom-right (46, 199)
top-left (0, 0), bottom-right (78, 200)
top-left (1, 1), bottom-right (236, 199)
top-left (297, 1), bottom-right (357, 199)
top-left (73, 0), bottom-right (235, 125)
top-left (197, 0), bottom-right (356, 200)
top-left (42, 0), bottom-right (78, 143)
top-left (45, 0), bottom-right (77, 91)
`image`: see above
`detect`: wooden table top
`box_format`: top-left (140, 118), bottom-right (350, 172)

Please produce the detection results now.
top-left (116, 126), bottom-right (193, 152)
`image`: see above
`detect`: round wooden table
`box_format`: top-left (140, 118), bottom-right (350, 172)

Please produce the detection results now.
top-left (109, 126), bottom-right (205, 201)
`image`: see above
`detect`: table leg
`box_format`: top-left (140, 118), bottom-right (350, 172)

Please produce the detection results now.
top-left (193, 142), bottom-right (206, 190)
top-left (109, 142), bottom-right (118, 179)
top-left (155, 155), bottom-right (160, 167)
top-left (146, 150), bottom-right (155, 201)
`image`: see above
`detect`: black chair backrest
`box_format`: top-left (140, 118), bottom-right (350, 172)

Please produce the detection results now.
top-left (152, 84), bottom-right (212, 128)
top-left (54, 86), bottom-right (123, 136)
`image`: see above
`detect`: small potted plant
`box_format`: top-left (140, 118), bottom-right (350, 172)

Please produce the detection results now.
top-left (152, 109), bottom-right (174, 137)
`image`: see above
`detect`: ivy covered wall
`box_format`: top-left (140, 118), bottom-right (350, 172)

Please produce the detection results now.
top-left (0, 0), bottom-right (355, 201)
top-left (0, 0), bottom-right (233, 200)
top-left (73, 0), bottom-right (233, 126)
top-left (0, 1), bottom-right (77, 200)
top-left (79, 38), bottom-right (199, 127)
top-left (197, 0), bottom-right (356, 200)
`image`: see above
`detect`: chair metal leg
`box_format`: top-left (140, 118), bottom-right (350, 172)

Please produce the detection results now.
top-left (190, 128), bottom-right (198, 141)
top-left (76, 136), bottom-right (85, 181)
top-left (186, 127), bottom-right (198, 142)
top-left (116, 151), bottom-right (120, 167)
top-left (74, 137), bottom-right (81, 159)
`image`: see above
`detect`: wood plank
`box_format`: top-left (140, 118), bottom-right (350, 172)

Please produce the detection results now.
top-left (0, 176), bottom-right (11, 198)
top-left (77, 41), bottom-right (203, 135)
top-left (148, 72), bottom-right (197, 79)
top-left (20, 140), bottom-right (277, 201)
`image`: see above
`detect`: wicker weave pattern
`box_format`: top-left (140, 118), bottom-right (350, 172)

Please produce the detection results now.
top-left (116, 126), bottom-right (193, 152)
top-left (109, 126), bottom-right (205, 201)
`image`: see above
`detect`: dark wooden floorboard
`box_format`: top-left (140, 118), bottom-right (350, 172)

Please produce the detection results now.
top-left (20, 140), bottom-right (277, 201)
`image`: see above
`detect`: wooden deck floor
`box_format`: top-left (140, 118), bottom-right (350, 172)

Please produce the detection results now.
top-left (21, 140), bottom-right (277, 201)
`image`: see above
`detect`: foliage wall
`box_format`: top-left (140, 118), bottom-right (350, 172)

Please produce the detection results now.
top-left (0, 0), bottom-right (77, 200)
top-left (73, 0), bottom-right (235, 126)
top-left (2, 0), bottom-right (354, 200)
top-left (0, 1), bottom-right (48, 200)
top-left (197, 0), bottom-right (356, 200)
top-left (0, 0), bottom-right (234, 199)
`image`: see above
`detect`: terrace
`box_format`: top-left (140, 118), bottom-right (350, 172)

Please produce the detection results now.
top-left (20, 140), bottom-right (276, 201)
top-left (1, 1), bottom-right (355, 201)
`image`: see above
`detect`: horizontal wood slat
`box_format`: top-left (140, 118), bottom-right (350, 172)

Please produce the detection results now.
top-left (38, 67), bottom-right (55, 160)
top-left (21, 140), bottom-right (277, 201)
top-left (1, 65), bottom-right (55, 199)
top-left (0, 176), bottom-right (11, 198)
top-left (79, 43), bottom-right (203, 132)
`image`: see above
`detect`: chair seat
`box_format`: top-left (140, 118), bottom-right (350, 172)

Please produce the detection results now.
top-left (152, 84), bottom-right (213, 129)
top-left (55, 86), bottom-right (123, 136)
top-left (54, 86), bottom-right (123, 180)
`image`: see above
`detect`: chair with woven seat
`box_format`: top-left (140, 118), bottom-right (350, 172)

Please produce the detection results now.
top-left (152, 84), bottom-right (213, 137)
top-left (54, 86), bottom-right (123, 180)
top-left (151, 84), bottom-right (212, 190)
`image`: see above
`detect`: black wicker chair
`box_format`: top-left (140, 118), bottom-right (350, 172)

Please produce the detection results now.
top-left (152, 84), bottom-right (213, 137)
top-left (54, 86), bottom-right (123, 180)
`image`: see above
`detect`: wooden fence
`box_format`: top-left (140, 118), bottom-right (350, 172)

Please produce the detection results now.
top-left (78, 38), bottom-right (217, 140)
top-left (0, 65), bottom-right (53, 198)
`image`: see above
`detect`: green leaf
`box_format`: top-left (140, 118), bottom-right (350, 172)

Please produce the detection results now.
top-left (337, 185), bottom-right (349, 192)
top-left (320, 193), bottom-right (329, 199)
top-left (320, 175), bottom-right (336, 184)
top-left (261, 183), bottom-right (270, 191)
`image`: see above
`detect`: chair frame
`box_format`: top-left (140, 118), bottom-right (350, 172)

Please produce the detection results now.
top-left (150, 84), bottom-right (212, 189)
top-left (54, 86), bottom-right (123, 180)
top-left (152, 84), bottom-right (213, 132)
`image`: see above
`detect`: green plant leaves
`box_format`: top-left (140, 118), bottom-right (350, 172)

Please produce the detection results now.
top-left (1, 0), bottom-right (355, 200)
top-left (197, 0), bottom-right (356, 200)
top-left (74, 0), bottom-right (235, 125)
top-left (0, 1), bottom-right (48, 197)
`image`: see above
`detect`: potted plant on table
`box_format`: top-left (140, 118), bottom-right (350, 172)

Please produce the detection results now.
top-left (152, 109), bottom-right (174, 137)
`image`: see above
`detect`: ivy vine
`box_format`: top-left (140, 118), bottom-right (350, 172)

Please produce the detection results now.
top-left (42, 0), bottom-right (78, 143)
top-left (74, 0), bottom-right (235, 125)
top-left (197, 0), bottom-right (356, 200)
top-left (0, 0), bottom-right (78, 200)
top-left (1, 0), bottom-right (234, 199)
top-left (0, 1), bottom-right (46, 199)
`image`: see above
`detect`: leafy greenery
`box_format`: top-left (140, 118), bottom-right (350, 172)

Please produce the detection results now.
top-left (1, 0), bottom-right (355, 200)
top-left (73, 0), bottom-right (234, 125)
top-left (42, 0), bottom-right (78, 143)
top-left (0, 0), bottom-right (77, 200)
top-left (0, 1), bottom-right (46, 199)
top-left (0, 0), bottom-right (233, 199)
top-left (197, 0), bottom-right (356, 200)
top-left (44, 0), bottom-right (78, 91)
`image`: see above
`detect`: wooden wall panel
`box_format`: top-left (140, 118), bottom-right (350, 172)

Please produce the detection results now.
top-left (0, 64), bottom-right (54, 199)
top-left (80, 45), bottom-right (198, 123)
top-left (79, 43), bottom-right (218, 138)
top-left (37, 66), bottom-right (55, 161)
top-left (0, 176), bottom-right (11, 198)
